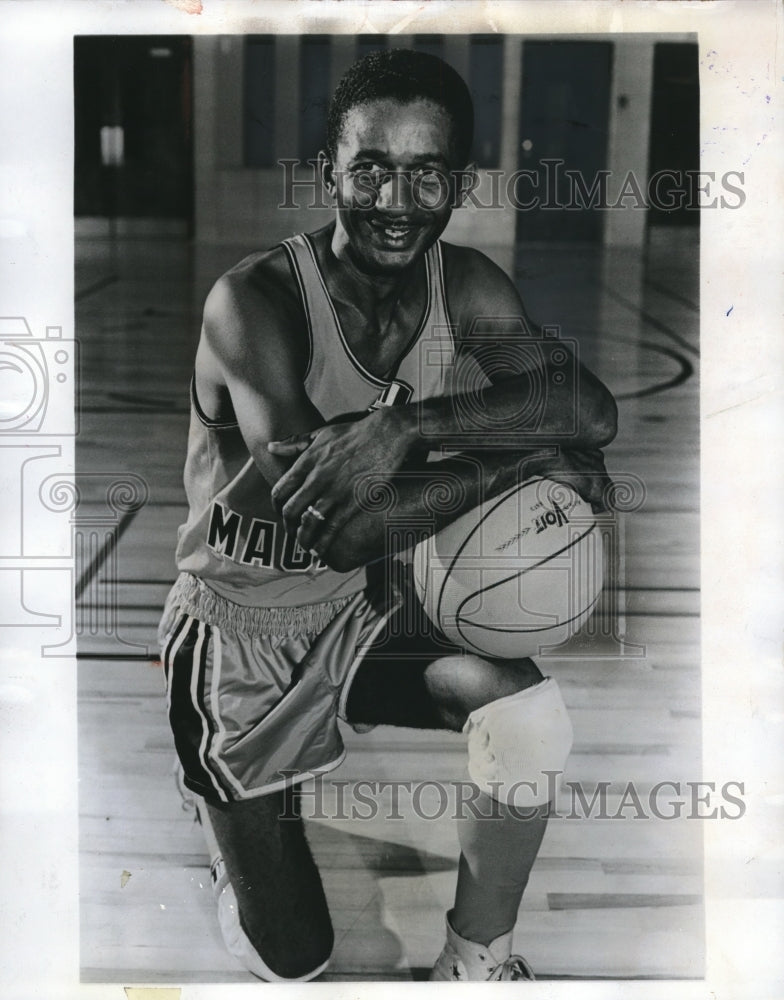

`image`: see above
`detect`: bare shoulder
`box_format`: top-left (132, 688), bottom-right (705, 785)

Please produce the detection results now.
top-left (440, 242), bottom-right (529, 332)
top-left (202, 244), bottom-right (307, 374)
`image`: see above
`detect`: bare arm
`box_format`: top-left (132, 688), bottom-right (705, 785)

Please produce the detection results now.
top-left (197, 262), bottom-right (321, 487)
top-left (268, 247), bottom-right (616, 571)
top-left (429, 244), bottom-right (617, 450)
top-left (327, 446), bottom-right (611, 573)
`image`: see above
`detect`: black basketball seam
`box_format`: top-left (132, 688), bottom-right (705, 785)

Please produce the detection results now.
top-left (414, 545), bottom-right (428, 608)
top-left (455, 588), bottom-right (602, 638)
top-left (452, 520), bottom-right (598, 625)
top-left (435, 477), bottom-right (547, 630)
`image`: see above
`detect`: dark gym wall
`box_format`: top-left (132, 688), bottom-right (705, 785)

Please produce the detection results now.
top-left (648, 42), bottom-right (700, 227)
top-left (74, 36), bottom-right (193, 224)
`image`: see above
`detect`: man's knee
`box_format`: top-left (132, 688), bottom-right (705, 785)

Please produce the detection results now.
top-left (424, 658), bottom-right (573, 807)
top-left (206, 794), bottom-right (334, 981)
top-left (215, 867), bottom-right (334, 980)
top-left (464, 676), bottom-right (573, 808)
top-left (424, 654), bottom-right (543, 729)
top-left (240, 911), bottom-right (334, 980)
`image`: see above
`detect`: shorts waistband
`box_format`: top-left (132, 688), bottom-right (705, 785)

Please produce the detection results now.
top-left (169, 572), bottom-right (357, 637)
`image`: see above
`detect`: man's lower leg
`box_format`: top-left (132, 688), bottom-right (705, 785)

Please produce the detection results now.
top-left (452, 794), bottom-right (549, 945)
top-left (431, 676), bottom-right (573, 980)
top-left (203, 794), bottom-right (334, 980)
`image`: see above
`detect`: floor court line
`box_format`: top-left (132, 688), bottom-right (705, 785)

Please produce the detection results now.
top-left (74, 508), bottom-right (141, 599)
top-left (598, 284), bottom-right (700, 358)
top-left (643, 277), bottom-right (699, 313)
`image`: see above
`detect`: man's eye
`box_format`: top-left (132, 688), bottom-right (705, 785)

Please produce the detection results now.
top-left (411, 168), bottom-right (449, 206)
top-left (352, 164), bottom-right (384, 178)
top-left (412, 169), bottom-right (445, 189)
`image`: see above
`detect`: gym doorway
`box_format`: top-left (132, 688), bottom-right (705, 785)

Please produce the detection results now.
top-left (74, 35), bottom-right (194, 237)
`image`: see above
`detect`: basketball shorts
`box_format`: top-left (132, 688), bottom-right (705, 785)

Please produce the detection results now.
top-left (158, 570), bottom-right (462, 803)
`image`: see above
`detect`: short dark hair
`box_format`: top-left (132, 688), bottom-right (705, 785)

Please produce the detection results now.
top-left (326, 48), bottom-right (474, 166)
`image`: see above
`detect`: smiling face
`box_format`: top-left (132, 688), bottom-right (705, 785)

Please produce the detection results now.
top-left (323, 98), bottom-right (467, 276)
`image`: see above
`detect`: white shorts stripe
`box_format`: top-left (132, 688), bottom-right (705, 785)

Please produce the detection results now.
top-left (206, 625), bottom-right (247, 799)
top-left (164, 614), bottom-right (194, 715)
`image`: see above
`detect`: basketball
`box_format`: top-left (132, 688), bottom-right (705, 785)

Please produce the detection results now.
top-left (413, 478), bottom-right (603, 658)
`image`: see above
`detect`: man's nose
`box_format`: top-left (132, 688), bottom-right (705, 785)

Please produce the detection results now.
top-left (375, 171), bottom-right (416, 214)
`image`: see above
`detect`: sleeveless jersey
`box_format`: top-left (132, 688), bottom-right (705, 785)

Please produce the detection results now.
top-left (175, 234), bottom-right (469, 610)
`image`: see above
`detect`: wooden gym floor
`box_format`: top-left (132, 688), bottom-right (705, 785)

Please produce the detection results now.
top-left (76, 224), bottom-right (702, 983)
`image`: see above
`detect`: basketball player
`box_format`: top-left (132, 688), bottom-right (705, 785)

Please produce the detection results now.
top-left (159, 49), bottom-right (617, 982)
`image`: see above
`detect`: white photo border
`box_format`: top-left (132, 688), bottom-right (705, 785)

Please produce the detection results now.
top-left (0, 1), bottom-right (782, 998)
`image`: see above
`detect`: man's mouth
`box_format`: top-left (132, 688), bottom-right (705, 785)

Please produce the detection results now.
top-left (368, 219), bottom-right (419, 247)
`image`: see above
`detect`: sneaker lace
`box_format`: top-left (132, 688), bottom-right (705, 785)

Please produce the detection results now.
top-left (488, 954), bottom-right (536, 982)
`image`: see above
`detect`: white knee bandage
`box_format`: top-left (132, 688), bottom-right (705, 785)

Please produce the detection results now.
top-left (464, 677), bottom-right (573, 808)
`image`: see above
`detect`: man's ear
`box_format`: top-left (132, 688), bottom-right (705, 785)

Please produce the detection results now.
top-left (319, 151), bottom-right (337, 200)
top-left (454, 161), bottom-right (478, 206)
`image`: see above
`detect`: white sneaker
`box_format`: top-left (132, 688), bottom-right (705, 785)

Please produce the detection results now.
top-left (430, 911), bottom-right (535, 982)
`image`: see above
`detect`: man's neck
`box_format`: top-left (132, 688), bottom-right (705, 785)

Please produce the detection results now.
top-left (327, 228), bottom-right (418, 307)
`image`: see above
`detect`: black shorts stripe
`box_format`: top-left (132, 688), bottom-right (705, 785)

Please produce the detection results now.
top-left (167, 618), bottom-right (228, 802)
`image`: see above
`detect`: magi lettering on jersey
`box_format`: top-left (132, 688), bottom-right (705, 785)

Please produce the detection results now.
top-left (206, 501), bottom-right (325, 572)
top-left (280, 531), bottom-right (312, 571)
top-left (206, 501), bottom-right (242, 559)
top-left (242, 517), bottom-right (276, 567)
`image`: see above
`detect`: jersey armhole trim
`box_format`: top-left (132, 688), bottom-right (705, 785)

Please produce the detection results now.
top-left (435, 240), bottom-right (457, 354)
top-left (382, 247), bottom-right (435, 383)
top-left (191, 374), bottom-right (240, 430)
top-left (300, 232), bottom-right (389, 389)
top-left (280, 238), bottom-right (314, 381)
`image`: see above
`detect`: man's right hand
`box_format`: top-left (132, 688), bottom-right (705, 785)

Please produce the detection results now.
top-left (268, 405), bottom-right (416, 552)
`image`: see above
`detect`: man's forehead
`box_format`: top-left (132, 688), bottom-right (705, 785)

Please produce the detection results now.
top-left (337, 97), bottom-right (455, 159)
